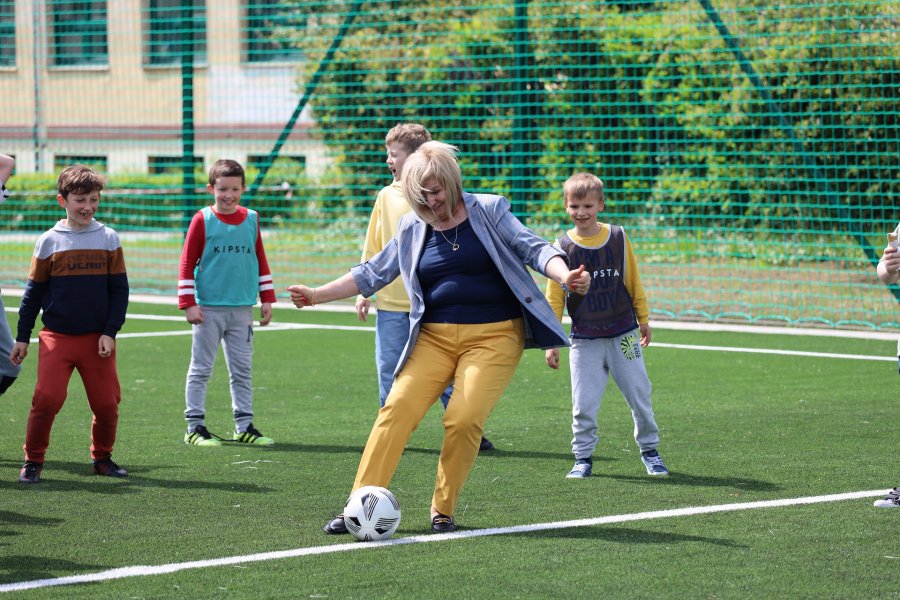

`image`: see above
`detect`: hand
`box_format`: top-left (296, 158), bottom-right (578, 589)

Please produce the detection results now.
top-left (877, 245), bottom-right (900, 284)
top-left (287, 285), bottom-right (315, 308)
top-left (565, 265), bottom-right (591, 295)
top-left (355, 297), bottom-right (370, 322)
top-left (639, 323), bottom-right (651, 347)
top-left (98, 335), bottom-right (115, 358)
top-left (10, 341), bottom-right (28, 366)
top-left (545, 348), bottom-right (560, 369)
top-left (259, 302), bottom-right (273, 326)
top-left (185, 305), bottom-right (204, 325)
top-left (881, 244), bottom-right (900, 271)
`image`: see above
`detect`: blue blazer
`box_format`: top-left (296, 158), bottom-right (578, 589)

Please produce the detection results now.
top-left (351, 192), bottom-right (570, 375)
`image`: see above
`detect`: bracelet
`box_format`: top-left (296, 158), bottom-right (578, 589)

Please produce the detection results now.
top-left (310, 288), bottom-right (318, 307)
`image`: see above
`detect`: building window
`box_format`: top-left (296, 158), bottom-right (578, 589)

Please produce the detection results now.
top-left (54, 155), bottom-right (108, 171)
top-left (247, 155), bottom-right (306, 179)
top-left (145, 0), bottom-right (207, 66)
top-left (244, 1), bottom-right (304, 63)
top-left (148, 155), bottom-right (202, 175)
top-left (49, 1), bottom-right (108, 67)
top-left (0, 0), bottom-right (14, 67)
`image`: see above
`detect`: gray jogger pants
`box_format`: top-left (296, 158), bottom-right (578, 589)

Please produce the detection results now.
top-left (184, 306), bottom-right (255, 433)
top-left (569, 330), bottom-right (659, 459)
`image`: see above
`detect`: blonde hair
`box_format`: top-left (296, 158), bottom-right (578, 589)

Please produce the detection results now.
top-left (402, 141), bottom-right (463, 222)
top-left (563, 172), bottom-right (605, 205)
top-left (57, 164), bottom-right (104, 198)
top-left (385, 123), bottom-right (432, 153)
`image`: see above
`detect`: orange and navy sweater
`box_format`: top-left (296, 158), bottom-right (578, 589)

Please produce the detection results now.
top-left (16, 219), bottom-right (129, 342)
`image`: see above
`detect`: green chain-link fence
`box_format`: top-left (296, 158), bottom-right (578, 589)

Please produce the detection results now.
top-left (0, 0), bottom-right (897, 331)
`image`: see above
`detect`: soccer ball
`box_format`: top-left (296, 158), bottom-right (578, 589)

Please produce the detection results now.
top-left (343, 486), bottom-right (401, 542)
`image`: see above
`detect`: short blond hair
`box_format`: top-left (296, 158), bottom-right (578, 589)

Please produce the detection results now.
top-left (385, 123), bottom-right (432, 153)
top-left (563, 172), bottom-right (604, 205)
top-left (402, 141), bottom-right (463, 222)
top-left (57, 164), bottom-right (104, 198)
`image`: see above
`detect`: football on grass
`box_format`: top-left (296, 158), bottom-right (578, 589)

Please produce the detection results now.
top-left (343, 486), bottom-right (401, 541)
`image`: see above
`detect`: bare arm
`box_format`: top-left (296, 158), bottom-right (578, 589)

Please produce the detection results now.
top-left (544, 256), bottom-right (591, 295)
top-left (0, 153), bottom-right (14, 186)
top-left (287, 271), bottom-right (361, 308)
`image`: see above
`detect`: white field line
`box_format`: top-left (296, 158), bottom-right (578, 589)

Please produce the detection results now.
top-left (8, 310), bottom-right (891, 362)
top-left (652, 342), bottom-right (897, 362)
top-left (3, 289), bottom-right (899, 342)
top-left (0, 489), bottom-right (886, 594)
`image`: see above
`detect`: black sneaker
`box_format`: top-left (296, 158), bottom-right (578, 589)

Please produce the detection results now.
top-left (18, 461), bottom-right (42, 484)
top-left (479, 437), bottom-right (494, 452)
top-left (93, 458), bottom-right (128, 478)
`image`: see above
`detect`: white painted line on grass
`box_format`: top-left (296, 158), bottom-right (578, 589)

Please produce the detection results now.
top-left (0, 489), bottom-right (886, 594)
top-left (21, 322), bottom-right (887, 363)
top-left (653, 342), bottom-right (897, 362)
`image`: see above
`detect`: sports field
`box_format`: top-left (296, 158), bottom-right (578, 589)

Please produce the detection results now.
top-left (1, 298), bottom-right (896, 598)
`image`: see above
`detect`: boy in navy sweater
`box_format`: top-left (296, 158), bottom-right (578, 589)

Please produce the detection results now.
top-left (12, 164), bottom-right (129, 484)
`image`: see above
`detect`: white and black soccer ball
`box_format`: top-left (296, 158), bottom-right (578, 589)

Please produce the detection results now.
top-left (343, 486), bottom-right (401, 541)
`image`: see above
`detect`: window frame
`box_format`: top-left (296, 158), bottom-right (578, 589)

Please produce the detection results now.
top-left (143, 0), bottom-right (207, 67)
top-left (0, 0), bottom-right (15, 68)
top-left (48, 1), bottom-right (109, 68)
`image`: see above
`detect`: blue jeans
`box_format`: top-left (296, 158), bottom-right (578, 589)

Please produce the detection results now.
top-left (375, 309), bottom-right (451, 409)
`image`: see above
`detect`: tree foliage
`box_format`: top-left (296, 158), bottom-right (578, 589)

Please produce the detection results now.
top-left (296, 0), bottom-right (898, 234)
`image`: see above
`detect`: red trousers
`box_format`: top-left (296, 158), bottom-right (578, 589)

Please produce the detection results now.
top-left (23, 330), bottom-right (122, 463)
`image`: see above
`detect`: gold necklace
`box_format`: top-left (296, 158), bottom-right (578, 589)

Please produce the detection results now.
top-left (437, 223), bottom-right (460, 251)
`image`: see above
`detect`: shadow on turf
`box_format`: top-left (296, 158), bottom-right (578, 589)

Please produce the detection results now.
top-left (0, 460), bottom-right (276, 495)
top-left (265, 442), bottom-right (577, 462)
top-left (526, 525), bottom-right (745, 548)
top-left (598, 471), bottom-right (780, 492)
top-left (0, 511), bottom-right (65, 548)
top-left (0, 555), bottom-right (107, 584)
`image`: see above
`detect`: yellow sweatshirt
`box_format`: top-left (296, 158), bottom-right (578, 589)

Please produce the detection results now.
top-left (359, 181), bottom-right (413, 312)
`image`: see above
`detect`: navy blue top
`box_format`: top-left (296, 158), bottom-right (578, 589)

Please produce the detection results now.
top-left (417, 218), bottom-right (520, 324)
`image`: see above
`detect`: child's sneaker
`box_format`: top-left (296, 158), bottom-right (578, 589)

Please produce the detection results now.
top-left (18, 461), bottom-right (42, 484)
top-left (566, 458), bottom-right (593, 479)
top-left (184, 424), bottom-right (223, 447)
top-left (233, 423), bottom-right (274, 445)
top-left (874, 488), bottom-right (900, 508)
top-left (641, 449), bottom-right (669, 476)
top-left (92, 457), bottom-right (128, 478)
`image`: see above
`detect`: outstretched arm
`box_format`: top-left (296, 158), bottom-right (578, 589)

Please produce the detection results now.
top-left (544, 257), bottom-right (591, 295)
top-left (287, 272), bottom-right (361, 308)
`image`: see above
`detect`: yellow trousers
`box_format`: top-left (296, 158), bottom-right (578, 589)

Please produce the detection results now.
top-left (352, 318), bottom-right (525, 517)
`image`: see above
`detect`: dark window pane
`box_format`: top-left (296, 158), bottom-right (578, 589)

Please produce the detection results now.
top-left (146, 0), bottom-right (207, 65)
top-left (50, 1), bottom-right (108, 66)
top-left (54, 155), bottom-right (108, 171)
top-left (148, 155), bottom-right (202, 175)
top-left (0, 0), bottom-right (14, 67)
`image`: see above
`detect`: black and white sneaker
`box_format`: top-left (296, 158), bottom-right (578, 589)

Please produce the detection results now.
top-left (874, 488), bottom-right (900, 508)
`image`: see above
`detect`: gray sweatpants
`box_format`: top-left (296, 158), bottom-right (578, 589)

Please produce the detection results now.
top-left (569, 329), bottom-right (659, 459)
top-left (185, 306), bottom-right (255, 433)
